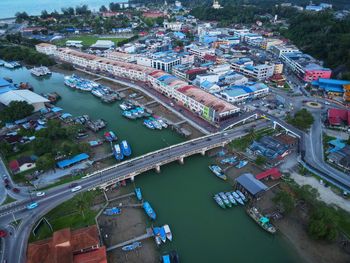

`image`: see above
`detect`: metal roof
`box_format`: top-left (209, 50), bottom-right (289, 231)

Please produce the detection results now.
top-left (236, 173), bottom-right (268, 196)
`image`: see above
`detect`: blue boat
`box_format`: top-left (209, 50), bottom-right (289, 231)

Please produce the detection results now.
top-left (104, 131), bottom-right (117, 142)
top-left (120, 140), bottom-right (132, 157)
top-left (122, 241), bottom-right (142, 251)
top-left (103, 207), bottom-right (121, 216)
top-left (236, 160), bottom-right (248, 169)
top-left (122, 110), bottom-right (135, 119)
top-left (159, 227), bottom-right (167, 243)
top-left (162, 255), bottom-right (171, 263)
top-left (220, 156), bottom-right (237, 165)
top-left (135, 188), bottom-right (142, 201)
top-left (143, 201), bottom-right (156, 220)
top-left (113, 144), bottom-right (124, 160)
top-left (143, 119), bottom-right (155, 129)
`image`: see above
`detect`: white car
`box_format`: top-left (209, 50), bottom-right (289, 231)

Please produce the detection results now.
top-left (71, 185), bottom-right (82, 192)
top-left (36, 192), bottom-right (45, 197)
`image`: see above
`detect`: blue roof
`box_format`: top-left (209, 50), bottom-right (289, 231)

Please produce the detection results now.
top-left (312, 78), bottom-right (350, 93)
top-left (0, 78), bottom-right (11, 87)
top-left (51, 107), bottom-right (63, 113)
top-left (328, 139), bottom-right (346, 153)
top-left (236, 173), bottom-right (268, 196)
top-left (56, 153), bottom-right (89, 169)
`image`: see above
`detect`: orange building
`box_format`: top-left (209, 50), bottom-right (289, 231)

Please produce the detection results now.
top-left (27, 225), bottom-right (107, 263)
top-left (344, 84), bottom-right (350, 102)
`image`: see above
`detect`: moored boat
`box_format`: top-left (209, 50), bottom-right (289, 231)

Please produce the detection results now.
top-left (122, 110), bottom-right (136, 119)
top-left (247, 207), bottom-right (277, 234)
top-left (135, 187), bottom-right (142, 201)
top-left (219, 192), bottom-right (232, 208)
top-left (159, 227), bottom-right (167, 243)
top-left (122, 241), bottom-right (142, 251)
top-left (104, 131), bottom-right (117, 142)
top-left (113, 144), bottom-right (124, 160)
top-left (208, 165), bottom-right (227, 180)
top-left (143, 201), bottom-right (156, 220)
top-left (236, 160), bottom-right (248, 169)
top-left (120, 140), bottom-right (132, 157)
top-left (213, 194), bottom-right (226, 209)
top-left (236, 190), bottom-right (247, 202)
top-left (143, 119), bottom-right (155, 129)
top-left (225, 192), bottom-right (237, 206)
top-left (232, 191), bottom-right (244, 205)
top-left (163, 224), bottom-right (172, 241)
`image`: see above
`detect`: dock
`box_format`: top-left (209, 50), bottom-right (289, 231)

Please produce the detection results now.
top-left (106, 228), bottom-right (154, 251)
top-left (93, 77), bottom-right (102, 81)
top-left (107, 192), bottom-right (135, 202)
top-left (144, 100), bottom-right (158, 107)
top-left (117, 87), bottom-right (130, 92)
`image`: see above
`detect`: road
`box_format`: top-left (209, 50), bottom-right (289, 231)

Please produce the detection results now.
top-left (0, 125), bottom-right (255, 263)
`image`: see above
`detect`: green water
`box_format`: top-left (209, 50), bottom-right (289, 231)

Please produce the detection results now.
top-left (0, 67), bottom-right (303, 263)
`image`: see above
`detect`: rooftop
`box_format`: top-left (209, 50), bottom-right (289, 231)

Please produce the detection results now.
top-left (0, 90), bottom-right (49, 105)
top-left (236, 173), bottom-right (268, 196)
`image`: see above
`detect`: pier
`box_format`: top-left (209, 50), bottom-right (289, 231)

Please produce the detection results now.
top-left (106, 228), bottom-right (154, 251)
top-left (144, 100), bottom-right (158, 107)
top-left (106, 192), bottom-right (135, 202)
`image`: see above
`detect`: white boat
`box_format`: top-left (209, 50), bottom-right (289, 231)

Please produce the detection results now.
top-left (236, 190), bottom-right (247, 202)
top-left (91, 88), bottom-right (104, 97)
top-left (163, 224), bottom-right (172, 241)
top-left (232, 191), bottom-right (244, 205)
top-left (158, 119), bottom-right (168, 128)
top-left (4, 62), bottom-right (14, 69)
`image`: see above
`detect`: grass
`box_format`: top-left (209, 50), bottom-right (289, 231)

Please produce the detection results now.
top-left (38, 173), bottom-right (86, 191)
top-left (54, 36), bottom-right (127, 47)
top-left (2, 195), bottom-right (16, 205)
top-left (11, 219), bottom-right (22, 228)
top-left (29, 190), bottom-right (102, 242)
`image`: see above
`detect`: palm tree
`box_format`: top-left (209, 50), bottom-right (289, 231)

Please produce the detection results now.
top-left (75, 195), bottom-right (88, 218)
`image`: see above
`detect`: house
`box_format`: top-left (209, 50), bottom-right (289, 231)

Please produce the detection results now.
top-left (9, 156), bottom-right (36, 174)
top-left (248, 136), bottom-right (289, 161)
top-left (27, 225), bottom-right (107, 263)
top-left (327, 108), bottom-right (350, 126)
top-left (255, 168), bottom-right (282, 180)
top-left (56, 153), bottom-right (89, 169)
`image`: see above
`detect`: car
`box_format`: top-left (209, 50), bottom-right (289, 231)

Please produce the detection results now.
top-left (223, 133), bottom-right (228, 136)
top-left (324, 101), bottom-right (330, 105)
top-left (69, 183), bottom-right (79, 188)
top-left (5, 185), bottom-right (11, 190)
top-left (36, 192), bottom-right (45, 197)
top-left (26, 202), bottom-right (38, 210)
top-left (71, 185), bottom-right (82, 192)
top-left (12, 188), bottom-right (20, 193)
top-left (4, 178), bottom-right (9, 184)
top-left (0, 229), bottom-right (7, 238)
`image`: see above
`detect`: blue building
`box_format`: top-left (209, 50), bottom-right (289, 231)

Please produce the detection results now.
top-left (0, 78), bottom-right (16, 94)
top-left (311, 78), bottom-right (350, 94)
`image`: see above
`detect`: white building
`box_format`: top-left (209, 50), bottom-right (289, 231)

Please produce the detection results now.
top-left (188, 45), bottom-right (215, 58)
top-left (163, 21), bottom-right (183, 31)
top-left (35, 43), bottom-right (57, 55)
top-left (270, 44), bottom-right (299, 57)
top-left (0, 90), bottom-right (49, 111)
top-left (195, 74), bottom-right (220, 85)
top-left (231, 58), bottom-right (275, 80)
top-left (220, 83), bottom-right (269, 103)
top-left (208, 64), bottom-right (231, 76)
top-left (105, 51), bottom-right (136, 63)
top-left (91, 40), bottom-right (115, 49)
top-left (212, 0), bottom-right (222, 9)
top-left (66, 40), bottom-right (83, 48)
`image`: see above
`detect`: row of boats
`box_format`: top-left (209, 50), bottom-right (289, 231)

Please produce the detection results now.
top-left (208, 160), bottom-right (249, 181)
top-left (0, 60), bottom-right (21, 69)
top-left (30, 66), bottom-right (51, 77)
top-left (113, 140), bottom-right (132, 161)
top-left (213, 190), bottom-right (247, 208)
top-left (143, 117), bottom-right (168, 130)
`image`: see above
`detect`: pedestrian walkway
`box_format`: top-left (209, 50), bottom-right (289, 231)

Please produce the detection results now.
top-left (106, 228), bottom-right (154, 251)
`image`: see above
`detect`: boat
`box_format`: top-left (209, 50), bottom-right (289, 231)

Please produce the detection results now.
top-left (4, 62), bottom-right (14, 69)
top-left (120, 101), bottom-right (134, 111)
top-left (159, 227), bottom-right (167, 243)
top-left (232, 191), bottom-right (244, 205)
top-left (122, 110), bottom-right (136, 119)
top-left (30, 66), bottom-right (51, 77)
top-left (236, 190), bottom-right (247, 202)
top-left (0, 60), bottom-right (4, 66)
top-left (91, 88), bottom-right (104, 97)
top-left (88, 140), bottom-right (103, 147)
top-left (247, 207), bottom-right (277, 234)
top-left (135, 107), bottom-right (145, 115)
top-left (113, 144), bottom-right (124, 161)
top-left (153, 227), bottom-right (162, 245)
top-left (150, 118), bottom-right (162, 130)
top-left (225, 192), bottom-right (237, 206)
top-left (121, 241), bottom-right (142, 251)
top-left (64, 76), bottom-right (77, 88)
top-left (169, 251), bottom-right (180, 263)
top-left (163, 224), bottom-right (172, 241)
top-left (135, 188), bottom-right (142, 201)
top-left (220, 156), bottom-right (237, 165)
top-left (236, 160), bottom-right (248, 169)
top-left (219, 192), bottom-right (232, 208)
top-left (104, 131), bottom-right (117, 142)
top-left (162, 254), bottom-right (171, 263)
top-left (213, 194), bottom-right (226, 209)
top-left (143, 201), bottom-right (156, 220)
top-left (208, 165), bottom-right (227, 180)
top-left (157, 119), bottom-right (168, 128)
top-left (120, 140), bottom-right (132, 157)
top-left (103, 207), bottom-right (121, 216)
top-left (143, 119), bottom-right (155, 129)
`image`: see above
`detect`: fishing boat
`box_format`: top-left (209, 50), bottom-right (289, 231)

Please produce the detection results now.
top-left (135, 188), bottom-right (142, 201)
top-left (153, 228), bottom-right (162, 245)
top-left (135, 107), bottom-right (145, 115)
top-left (120, 140), bottom-right (132, 157)
top-left (232, 191), bottom-right (244, 205)
top-left (91, 87), bottom-right (104, 97)
top-left (88, 140), bottom-right (103, 147)
top-left (122, 110), bottom-right (136, 119)
top-left (163, 224), bottom-right (172, 241)
top-left (236, 160), bottom-right (248, 169)
top-left (220, 156), bottom-right (237, 165)
top-left (225, 192), bottom-right (237, 206)
top-left (236, 190), bottom-right (247, 202)
top-left (150, 118), bottom-right (162, 130)
top-left (157, 119), bottom-right (168, 128)
top-left (247, 207), bottom-right (277, 234)
top-left (104, 131), bottom-right (117, 142)
top-left (113, 144), bottom-right (124, 161)
top-left (219, 192), bottom-right (232, 208)
top-left (103, 207), bottom-right (121, 216)
top-left (159, 227), bottom-right (167, 243)
top-left (208, 165), bottom-right (227, 180)
top-left (143, 201), bottom-right (156, 220)
top-left (4, 62), bottom-right (14, 69)
top-left (143, 119), bottom-right (155, 129)
top-left (120, 101), bottom-right (134, 111)
top-left (213, 194), bottom-right (226, 209)
top-left (122, 241), bottom-right (142, 251)
top-left (64, 76), bottom-right (77, 88)
top-left (30, 66), bottom-right (51, 77)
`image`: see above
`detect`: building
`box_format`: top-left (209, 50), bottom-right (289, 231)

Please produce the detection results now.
top-left (280, 52), bottom-right (331, 82)
top-left (236, 173), bottom-right (268, 199)
top-left (172, 64), bottom-right (207, 81)
top-left (57, 153), bottom-right (90, 169)
top-left (9, 156), bottom-right (36, 174)
top-left (212, 0), bottom-right (222, 9)
top-left (187, 44), bottom-right (216, 58)
top-left (163, 21), bottom-right (183, 31)
top-left (243, 33), bottom-right (263, 46)
top-left (306, 3), bottom-right (332, 11)
top-left (311, 78), bottom-right (350, 95)
top-left (105, 51), bottom-right (136, 63)
top-left (0, 90), bottom-right (49, 111)
top-left (327, 108), bottom-right (350, 126)
top-left (230, 58), bottom-right (275, 80)
top-left (147, 71), bottom-right (240, 122)
top-left (26, 225), bottom-right (107, 263)
top-left (35, 43), bottom-right (57, 55)
top-left (142, 11), bottom-right (165, 18)
top-left (0, 78), bottom-right (16, 94)
top-left (260, 38), bottom-right (284, 50)
top-left (269, 44), bottom-right (299, 57)
top-left (248, 136), bottom-right (290, 161)
top-left (91, 40), bottom-right (115, 49)
top-left (65, 40), bottom-right (83, 48)
top-left (220, 82), bottom-right (269, 103)
top-left (255, 168), bottom-right (282, 181)
top-left (273, 61), bottom-right (284, 75)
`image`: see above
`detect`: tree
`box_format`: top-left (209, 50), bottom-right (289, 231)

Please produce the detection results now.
top-left (286, 108), bottom-right (314, 130)
top-left (255, 155), bottom-right (267, 166)
top-left (308, 206), bottom-right (339, 241)
top-left (273, 191), bottom-right (295, 214)
top-left (99, 5), bottom-right (108, 12)
top-left (75, 195), bottom-right (88, 218)
top-left (0, 101), bottom-right (34, 122)
top-left (32, 138), bottom-right (52, 156)
top-left (0, 141), bottom-right (12, 157)
top-left (15, 12), bottom-right (29, 23)
top-left (41, 10), bottom-right (49, 19)
top-left (36, 153), bottom-right (55, 171)
top-left (109, 3), bottom-right (120, 12)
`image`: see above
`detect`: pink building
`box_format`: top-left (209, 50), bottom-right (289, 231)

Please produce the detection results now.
top-left (303, 65), bottom-right (332, 82)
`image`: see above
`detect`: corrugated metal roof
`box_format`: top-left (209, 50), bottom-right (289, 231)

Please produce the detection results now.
top-left (236, 173), bottom-right (268, 195)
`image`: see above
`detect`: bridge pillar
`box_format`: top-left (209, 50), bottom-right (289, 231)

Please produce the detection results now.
top-left (273, 121), bottom-right (277, 129)
top-left (201, 150), bottom-right (206, 156)
top-left (155, 165), bottom-right (161, 173)
top-left (178, 157), bottom-right (184, 164)
top-left (130, 176), bottom-right (135, 182)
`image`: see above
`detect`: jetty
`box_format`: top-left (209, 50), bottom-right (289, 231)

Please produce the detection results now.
top-left (107, 192), bottom-right (135, 202)
top-left (106, 228), bottom-right (154, 251)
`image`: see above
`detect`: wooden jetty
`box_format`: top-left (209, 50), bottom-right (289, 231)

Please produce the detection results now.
top-left (106, 228), bottom-right (154, 251)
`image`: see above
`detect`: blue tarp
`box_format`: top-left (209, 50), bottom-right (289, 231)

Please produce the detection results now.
top-left (57, 153), bottom-right (89, 169)
top-left (60, 113), bottom-right (72, 119)
top-left (51, 107), bottom-right (63, 113)
top-left (162, 255), bottom-right (171, 263)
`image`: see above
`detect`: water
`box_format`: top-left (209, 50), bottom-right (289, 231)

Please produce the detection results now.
top-left (0, 67), bottom-right (303, 262)
top-left (0, 0), bottom-right (126, 19)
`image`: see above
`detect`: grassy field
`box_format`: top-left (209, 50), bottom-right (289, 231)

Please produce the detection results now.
top-left (2, 195), bottom-right (16, 205)
top-left (54, 36), bottom-right (127, 47)
top-left (29, 190), bottom-right (102, 242)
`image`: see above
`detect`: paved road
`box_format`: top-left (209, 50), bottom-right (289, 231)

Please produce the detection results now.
top-left (0, 126), bottom-right (256, 263)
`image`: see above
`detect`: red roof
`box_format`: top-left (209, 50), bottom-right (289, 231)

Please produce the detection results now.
top-left (73, 247), bottom-right (107, 263)
top-left (256, 168), bottom-right (281, 180)
top-left (203, 54), bottom-right (216, 62)
top-left (328, 108), bottom-right (350, 126)
top-left (9, 160), bottom-right (19, 172)
top-left (185, 68), bottom-right (207, 75)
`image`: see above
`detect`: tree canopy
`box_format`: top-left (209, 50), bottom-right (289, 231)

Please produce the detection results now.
top-left (0, 101), bottom-right (34, 122)
top-left (286, 108), bottom-right (314, 131)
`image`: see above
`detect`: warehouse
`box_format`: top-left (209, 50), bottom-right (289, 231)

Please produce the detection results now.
top-left (0, 90), bottom-right (49, 111)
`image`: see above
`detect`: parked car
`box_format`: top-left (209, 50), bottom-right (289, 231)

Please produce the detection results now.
top-left (12, 188), bottom-right (20, 193)
top-left (0, 229), bottom-right (7, 238)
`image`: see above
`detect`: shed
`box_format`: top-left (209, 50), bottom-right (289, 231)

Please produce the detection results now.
top-left (57, 153), bottom-right (89, 169)
top-left (255, 168), bottom-right (281, 180)
top-left (0, 90), bottom-right (49, 111)
top-left (236, 173), bottom-right (268, 198)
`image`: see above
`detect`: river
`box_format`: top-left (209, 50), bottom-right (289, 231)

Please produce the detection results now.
top-left (0, 67), bottom-right (303, 263)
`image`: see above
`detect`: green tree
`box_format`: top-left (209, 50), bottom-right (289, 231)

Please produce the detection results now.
top-left (32, 138), bottom-right (52, 156)
top-left (75, 195), bottom-right (88, 218)
top-left (99, 5), bottom-right (108, 12)
top-left (36, 153), bottom-right (55, 171)
top-left (286, 108), bottom-right (314, 130)
top-left (0, 101), bottom-right (34, 122)
top-left (308, 206), bottom-right (339, 241)
top-left (0, 141), bottom-right (12, 157)
top-left (255, 155), bottom-right (267, 166)
top-left (273, 191), bottom-right (295, 214)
